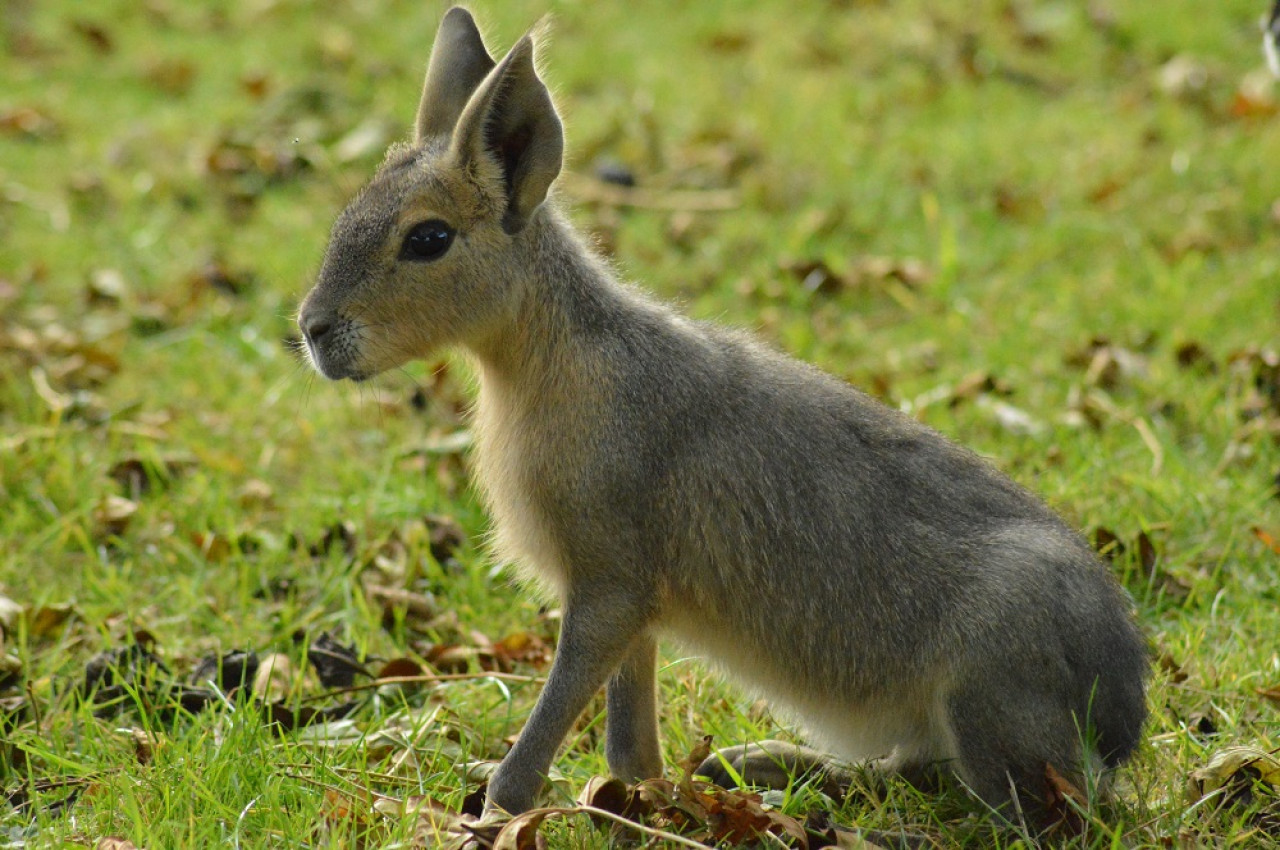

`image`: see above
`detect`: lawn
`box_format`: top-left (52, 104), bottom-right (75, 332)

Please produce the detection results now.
top-left (2, 0), bottom-right (1279, 847)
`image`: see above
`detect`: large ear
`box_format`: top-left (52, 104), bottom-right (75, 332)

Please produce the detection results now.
top-left (450, 33), bottom-right (564, 234)
top-left (415, 7), bottom-right (496, 145)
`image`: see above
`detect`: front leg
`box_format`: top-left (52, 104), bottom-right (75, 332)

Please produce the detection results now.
top-left (485, 595), bottom-right (647, 816)
top-left (605, 634), bottom-right (662, 782)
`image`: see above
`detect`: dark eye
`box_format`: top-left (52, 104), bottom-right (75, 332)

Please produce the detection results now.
top-left (400, 219), bottom-right (455, 261)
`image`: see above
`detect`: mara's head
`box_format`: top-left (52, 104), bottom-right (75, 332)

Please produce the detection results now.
top-left (298, 7), bottom-right (563, 381)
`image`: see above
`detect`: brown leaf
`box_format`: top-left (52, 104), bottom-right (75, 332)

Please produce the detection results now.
top-left (1186, 746), bottom-right (1280, 807)
top-left (1044, 763), bottom-right (1087, 834)
top-left (189, 531), bottom-right (234, 563)
top-left (252, 653), bottom-right (295, 702)
top-left (308, 632), bottom-right (366, 688)
top-left (491, 632), bottom-right (553, 670)
top-left (96, 839), bottom-right (143, 850)
top-left (320, 788), bottom-right (384, 847)
top-left (424, 644), bottom-right (481, 675)
top-left (1092, 527), bottom-right (1122, 559)
top-left (86, 268), bottom-right (129, 306)
top-left (577, 776), bottom-right (629, 817)
top-left (492, 809), bottom-right (551, 850)
top-left (375, 657), bottom-right (424, 680)
top-left (1157, 651), bottom-right (1189, 684)
top-left (1253, 527), bottom-right (1280, 556)
top-left (93, 495), bottom-right (138, 538)
top-left (365, 585), bottom-right (439, 625)
top-left (144, 59), bottom-right (196, 95)
top-left (238, 478), bottom-right (274, 508)
top-left (29, 603), bottom-right (76, 638)
top-left (188, 259), bottom-right (254, 298)
top-left (946, 371), bottom-right (1011, 408)
top-left (678, 735), bottom-right (714, 784)
top-left (1230, 72), bottom-right (1278, 119)
top-left (1258, 685), bottom-right (1280, 707)
top-left (239, 72), bottom-right (271, 100)
top-left (1175, 341), bottom-right (1216, 371)
top-left (123, 727), bottom-right (159, 765)
top-left (0, 106), bottom-right (61, 140)
top-left (0, 596), bottom-right (21, 638)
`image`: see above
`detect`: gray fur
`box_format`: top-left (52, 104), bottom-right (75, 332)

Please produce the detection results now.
top-left (298, 7), bottom-right (1148, 825)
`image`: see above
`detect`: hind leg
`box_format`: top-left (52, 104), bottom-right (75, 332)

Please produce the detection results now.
top-left (944, 677), bottom-right (1085, 825)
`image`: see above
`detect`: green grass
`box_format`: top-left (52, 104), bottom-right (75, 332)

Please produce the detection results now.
top-left (2, 0), bottom-right (1279, 846)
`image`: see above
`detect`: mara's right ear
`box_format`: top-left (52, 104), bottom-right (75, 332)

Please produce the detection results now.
top-left (415, 7), bottom-right (496, 145)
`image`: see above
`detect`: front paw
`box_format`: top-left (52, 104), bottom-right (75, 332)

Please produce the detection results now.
top-left (483, 762), bottom-right (542, 817)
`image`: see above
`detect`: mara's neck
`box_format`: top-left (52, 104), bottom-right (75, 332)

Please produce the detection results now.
top-left (467, 208), bottom-right (635, 405)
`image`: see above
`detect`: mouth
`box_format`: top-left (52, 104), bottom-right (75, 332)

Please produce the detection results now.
top-left (304, 339), bottom-right (368, 382)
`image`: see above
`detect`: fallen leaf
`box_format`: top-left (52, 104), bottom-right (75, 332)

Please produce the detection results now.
top-left (1175, 341), bottom-right (1216, 372)
top-left (365, 585), bottom-right (439, 626)
top-left (29, 603), bottom-right (76, 638)
top-left (191, 650), bottom-right (259, 693)
top-left (1253, 527), bottom-right (1280, 556)
top-left (238, 478), bottom-right (274, 508)
top-left (93, 495), bottom-right (138, 537)
top-left (0, 595), bottom-right (21, 637)
top-left (86, 268), bottom-right (129, 306)
top-left (492, 809), bottom-right (551, 850)
top-left (0, 106), bottom-right (61, 140)
top-left (308, 632), bottom-right (366, 688)
top-left (187, 259), bottom-right (254, 298)
top-left (1257, 685), bottom-right (1280, 708)
top-left (577, 776), bottom-right (629, 817)
top-left (96, 838), bottom-right (144, 850)
top-left (121, 727), bottom-right (159, 765)
top-left (375, 657), bottom-right (424, 680)
top-left (144, 59), bottom-right (196, 95)
top-left (334, 117), bottom-right (396, 163)
top-left (678, 735), bottom-right (714, 783)
top-left (71, 20), bottom-right (115, 53)
top-left (239, 71), bottom-right (271, 99)
top-left (252, 653), bottom-right (295, 702)
top-left (1186, 746), bottom-right (1280, 824)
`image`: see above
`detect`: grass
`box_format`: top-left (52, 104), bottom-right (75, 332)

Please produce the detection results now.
top-left (2, 0), bottom-right (1279, 846)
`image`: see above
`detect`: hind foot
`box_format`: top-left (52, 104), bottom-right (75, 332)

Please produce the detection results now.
top-left (695, 740), bottom-right (853, 797)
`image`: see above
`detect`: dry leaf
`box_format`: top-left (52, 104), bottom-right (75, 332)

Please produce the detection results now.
top-left (577, 776), bottom-right (629, 816)
top-left (94, 495), bottom-right (138, 537)
top-left (0, 595), bottom-right (21, 637)
top-left (238, 478), bottom-right (274, 508)
top-left (308, 632), bottom-right (366, 688)
top-left (96, 838), bottom-right (143, 850)
top-left (0, 106), bottom-right (61, 140)
top-left (1044, 763), bottom-right (1087, 834)
top-left (252, 653), bottom-right (295, 702)
top-left (492, 809), bottom-right (550, 850)
top-left (29, 603), bottom-right (76, 638)
top-left (375, 657), bottom-right (425, 680)
top-left (1253, 527), bottom-right (1280, 556)
top-left (1186, 746), bottom-right (1280, 802)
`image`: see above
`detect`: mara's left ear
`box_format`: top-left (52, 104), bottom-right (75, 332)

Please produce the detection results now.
top-left (415, 7), bottom-right (495, 145)
top-left (450, 33), bottom-right (564, 234)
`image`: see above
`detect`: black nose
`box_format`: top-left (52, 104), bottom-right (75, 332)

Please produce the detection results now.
top-left (301, 316), bottom-right (333, 346)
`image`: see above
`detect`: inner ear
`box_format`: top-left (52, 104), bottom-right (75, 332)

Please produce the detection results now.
top-left (490, 122), bottom-right (534, 202)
